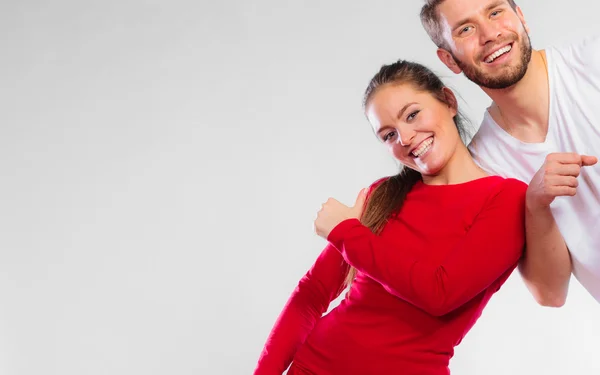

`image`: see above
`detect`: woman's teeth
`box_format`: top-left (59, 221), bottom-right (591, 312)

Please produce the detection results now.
top-left (412, 138), bottom-right (433, 157)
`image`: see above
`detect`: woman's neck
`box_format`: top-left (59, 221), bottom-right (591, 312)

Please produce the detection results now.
top-left (421, 144), bottom-right (488, 185)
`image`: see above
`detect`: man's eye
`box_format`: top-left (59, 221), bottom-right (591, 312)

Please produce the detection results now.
top-left (460, 26), bottom-right (472, 34)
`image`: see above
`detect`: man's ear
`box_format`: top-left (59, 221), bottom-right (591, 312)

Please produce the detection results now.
top-left (437, 48), bottom-right (462, 75)
top-left (515, 6), bottom-right (530, 34)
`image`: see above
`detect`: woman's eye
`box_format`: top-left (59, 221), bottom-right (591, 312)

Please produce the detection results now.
top-left (407, 110), bottom-right (420, 121)
top-left (383, 131), bottom-right (396, 142)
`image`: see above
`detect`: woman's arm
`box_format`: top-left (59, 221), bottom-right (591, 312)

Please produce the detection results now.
top-left (326, 178), bottom-right (527, 316)
top-left (253, 244), bottom-right (348, 375)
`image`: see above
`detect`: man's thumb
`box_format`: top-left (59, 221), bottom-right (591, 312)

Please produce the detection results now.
top-left (582, 155), bottom-right (598, 167)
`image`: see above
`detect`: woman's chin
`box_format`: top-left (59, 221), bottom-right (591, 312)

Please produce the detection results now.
top-left (415, 163), bottom-right (442, 177)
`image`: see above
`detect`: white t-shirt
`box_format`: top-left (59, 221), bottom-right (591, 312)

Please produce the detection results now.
top-left (468, 34), bottom-right (600, 303)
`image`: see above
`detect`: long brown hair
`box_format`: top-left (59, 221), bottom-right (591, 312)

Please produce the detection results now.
top-left (344, 60), bottom-right (470, 287)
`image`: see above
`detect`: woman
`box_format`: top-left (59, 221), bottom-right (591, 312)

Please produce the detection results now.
top-left (253, 60), bottom-right (527, 375)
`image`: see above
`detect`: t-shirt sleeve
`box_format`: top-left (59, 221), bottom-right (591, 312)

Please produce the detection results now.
top-left (574, 34), bottom-right (600, 74)
top-left (252, 244), bottom-right (349, 375)
top-left (327, 178), bottom-right (527, 316)
top-left (552, 34), bottom-right (600, 133)
top-left (554, 33), bottom-right (600, 86)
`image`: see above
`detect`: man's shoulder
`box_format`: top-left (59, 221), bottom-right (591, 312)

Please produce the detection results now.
top-left (467, 114), bottom-right (519, 179)
top-left (547, 33), bottom-right (600, 70)
top-left (467, 112), bottom-right (501, 156)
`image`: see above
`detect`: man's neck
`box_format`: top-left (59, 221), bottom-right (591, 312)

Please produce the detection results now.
top-left (483, 50), bottom-right (550, 143)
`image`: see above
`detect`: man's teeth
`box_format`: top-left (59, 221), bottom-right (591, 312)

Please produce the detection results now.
top-left (412, 138), bottom-right (433, 157)
top-left (485, 45), bottom-right (512, 63)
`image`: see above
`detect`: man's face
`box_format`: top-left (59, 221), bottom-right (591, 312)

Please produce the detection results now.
top-left (436, 0), bottom-right (532, 89)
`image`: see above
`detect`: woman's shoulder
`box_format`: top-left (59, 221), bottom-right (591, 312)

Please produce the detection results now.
top-left (365, 174), bottom-right (527, 200)
top-left (367, 176), bottom-right (391, 190)
top-left (481, 176), bottom-right (528, 204)
top-left (464, 175), bottom-right (526, 188)
top-left (492, 175), bottom-right (527, 192)
top-left (435, 175), bottom-right (527, 206)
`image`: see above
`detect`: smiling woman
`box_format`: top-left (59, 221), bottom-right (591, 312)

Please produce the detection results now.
top-left (364, 74), bottom-right (466, 180)
top-left (252, 59), bottom-right (530, 375)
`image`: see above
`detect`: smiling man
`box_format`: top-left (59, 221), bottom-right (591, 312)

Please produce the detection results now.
top-left (420, 0), bottom-right (600, 306)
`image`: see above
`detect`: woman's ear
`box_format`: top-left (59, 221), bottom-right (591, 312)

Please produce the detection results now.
top-left (442, 87), bottom-right (458, 116)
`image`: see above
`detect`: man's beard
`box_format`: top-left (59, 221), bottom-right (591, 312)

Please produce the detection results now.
top-left (453, 31), bottom-right (533, 90)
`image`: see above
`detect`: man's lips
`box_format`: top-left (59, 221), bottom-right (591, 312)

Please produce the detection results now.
top-left (483, 42), bottom-right (513, 63)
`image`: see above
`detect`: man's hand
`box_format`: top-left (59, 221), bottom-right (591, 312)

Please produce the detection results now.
top-left (526, 152), bottom-right (597, 210)
top-left (314, 188), bottom-right (367, 239)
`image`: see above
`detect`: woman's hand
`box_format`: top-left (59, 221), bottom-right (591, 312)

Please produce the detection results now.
top-left (314, 188), bottom-right (367, 239)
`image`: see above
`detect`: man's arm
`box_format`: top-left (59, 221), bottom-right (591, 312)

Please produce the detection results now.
top-left (519, 205), bottom-right (571, 307)
top-left (518, 152), bottom-right (597, 307)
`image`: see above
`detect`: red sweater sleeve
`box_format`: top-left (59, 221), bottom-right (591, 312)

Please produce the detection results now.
top-left (253, 244), bottom-right (349, 375)
top-left (327, 178), bottom-right (526, 316)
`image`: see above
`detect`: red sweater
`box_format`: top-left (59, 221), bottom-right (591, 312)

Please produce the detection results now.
top-left (254, 176), bottom-right (527, 375)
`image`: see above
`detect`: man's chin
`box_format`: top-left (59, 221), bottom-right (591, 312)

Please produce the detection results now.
top-left (458, 39), bottom-right (532, 88)
top-left (460, 64), bottom-right (527, 89)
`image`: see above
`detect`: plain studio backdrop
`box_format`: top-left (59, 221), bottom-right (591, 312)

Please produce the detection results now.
top-left (1, 0), bottom-right (599, 374)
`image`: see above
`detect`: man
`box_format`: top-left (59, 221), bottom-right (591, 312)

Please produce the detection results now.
top-left (419, 0), bottom-right (600, 306)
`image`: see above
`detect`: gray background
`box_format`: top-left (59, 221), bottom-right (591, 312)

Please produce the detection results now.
top-left (1, 1), bottom-right (599, 374)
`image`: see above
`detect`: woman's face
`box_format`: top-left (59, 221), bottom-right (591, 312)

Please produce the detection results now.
top-left (366, 83), bottom-right (461, 177)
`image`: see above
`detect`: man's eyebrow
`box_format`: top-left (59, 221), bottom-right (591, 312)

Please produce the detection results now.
top-left (451, 0), bottom-right (506, 31)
